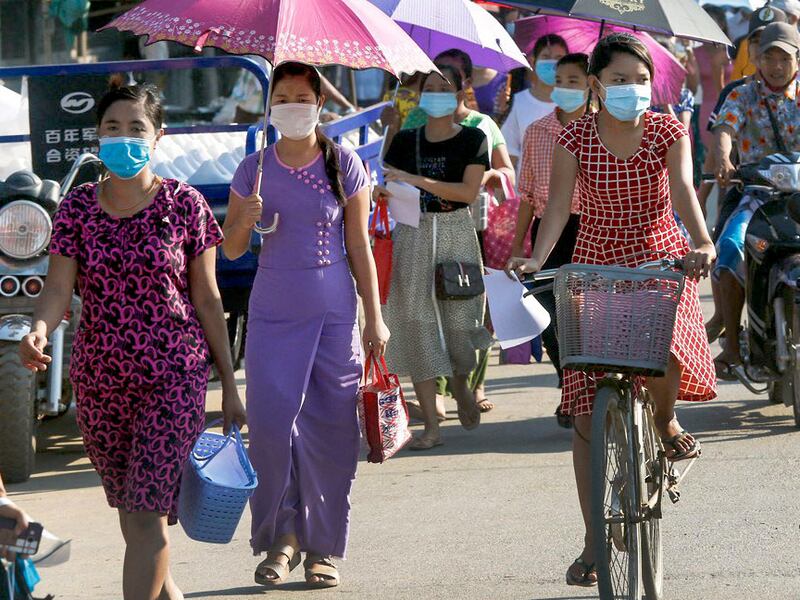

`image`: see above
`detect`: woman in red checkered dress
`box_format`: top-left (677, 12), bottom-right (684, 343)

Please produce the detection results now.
top-left (509, 34), bottom-right (717, 588)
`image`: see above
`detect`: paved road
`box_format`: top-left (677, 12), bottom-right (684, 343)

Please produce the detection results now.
top-left (7, 282), bottom-right (800, 600)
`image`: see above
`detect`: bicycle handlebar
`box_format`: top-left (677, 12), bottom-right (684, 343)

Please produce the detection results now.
top-left (520, 258), bottom-right (684, 284)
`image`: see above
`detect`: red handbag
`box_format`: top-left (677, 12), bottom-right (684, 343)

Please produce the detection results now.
top-left (357, 352), bottom-right (411, 463)
top-left (369, 197), bottom-right (393, 305)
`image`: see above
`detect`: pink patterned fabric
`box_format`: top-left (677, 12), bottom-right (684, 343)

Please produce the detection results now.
top-left (483, 192), bottom-right (532, 270)
top-left (519, 110), bottom-right (581, 218)
top-left (101, 0), bottom-right (436, 77)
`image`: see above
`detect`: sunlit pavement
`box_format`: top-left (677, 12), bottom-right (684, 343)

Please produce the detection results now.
top-left (8, 280), bottom-right (800, 600)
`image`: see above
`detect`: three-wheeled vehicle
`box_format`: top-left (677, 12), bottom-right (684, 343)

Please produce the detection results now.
top-left (0, 56), bottom-right (388, 482)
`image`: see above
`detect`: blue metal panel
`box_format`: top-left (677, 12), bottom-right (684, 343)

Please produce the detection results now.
top-left (0, 58), bottom-right (389, 298)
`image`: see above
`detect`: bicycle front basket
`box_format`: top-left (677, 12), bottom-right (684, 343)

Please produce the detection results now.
top-left (554, 264), bottom-right (685, 377)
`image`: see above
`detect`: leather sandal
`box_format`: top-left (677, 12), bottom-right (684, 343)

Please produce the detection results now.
top-left (565, 557), bottom-right (597, 587)
top-left (304, 554), bottom-right (340, 588)
top-left (662, 430), bottom-right (701, 462)
top-left (254, 544), bottom-right (301, 586)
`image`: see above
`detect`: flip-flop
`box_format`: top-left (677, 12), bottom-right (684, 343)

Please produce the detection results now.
top-left (565, 558), bottom-right (597, 587)
top-left (714, 358), bottom-right (739, 381)
top-left (476, 398), bottom-right (494, 413)
top-left (662, 431), bottom-right (701, 462)
top-left (408, 436), bottom-right (443, 451)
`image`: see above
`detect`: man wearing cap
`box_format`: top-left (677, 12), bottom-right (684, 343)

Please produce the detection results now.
top-left (711, 21), bottom-right (800, 378)
top-left (732, 5), bottom-right (789, 79)
top-left (701, 6), bottom-right (790, 343)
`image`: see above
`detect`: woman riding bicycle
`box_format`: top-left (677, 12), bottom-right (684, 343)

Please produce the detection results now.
top-left (507, 33), bottom-right (717, 588)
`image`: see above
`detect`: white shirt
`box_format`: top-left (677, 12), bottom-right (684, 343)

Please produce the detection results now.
top-left (500, 89), bottom-right (555, 160)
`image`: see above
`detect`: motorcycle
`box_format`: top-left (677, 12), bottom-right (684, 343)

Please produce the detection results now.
top-left (725, 152), bottom-right (800, 426)
top-left (0, 155), bottom-right (94, 483)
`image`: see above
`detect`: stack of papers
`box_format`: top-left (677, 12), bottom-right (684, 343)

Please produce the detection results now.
top-left (386, 181), bottom-right (421, 228)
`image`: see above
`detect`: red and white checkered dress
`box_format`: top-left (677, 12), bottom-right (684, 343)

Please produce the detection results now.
top-left (557, 111), bottom-right (717, 416)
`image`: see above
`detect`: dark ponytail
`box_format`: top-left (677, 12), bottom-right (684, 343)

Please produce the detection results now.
top-left (272, 62), bottom-right (348, 206)
top-left (316, 132), bottom-right (347, 206)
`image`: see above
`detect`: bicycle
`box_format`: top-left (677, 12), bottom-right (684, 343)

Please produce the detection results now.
top-left (524, 258), bottom-right (700, 600)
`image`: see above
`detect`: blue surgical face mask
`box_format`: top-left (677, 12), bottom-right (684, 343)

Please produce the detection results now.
top-left (418, 92), bottom-right (458, 118)
top-left (535, 59), bottom-right (559, 86)
top-left (98, 136), bottom-right (152, 179)
top-left (600, 83), bottom-right (652, 122)
top-left (550, 87), bottom-right (588, 113)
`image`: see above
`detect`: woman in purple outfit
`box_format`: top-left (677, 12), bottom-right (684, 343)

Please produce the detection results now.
top-left (224, 62), bottom-right (389, 589)
top-left (18, 82), bottom-right (245, 600)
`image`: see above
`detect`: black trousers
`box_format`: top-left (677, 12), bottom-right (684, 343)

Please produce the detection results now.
top-left (530, 213), bottom-right (581, 383)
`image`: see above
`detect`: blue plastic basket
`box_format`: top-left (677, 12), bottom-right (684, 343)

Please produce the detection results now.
top-left (178, 422), bottom-right (258, 544)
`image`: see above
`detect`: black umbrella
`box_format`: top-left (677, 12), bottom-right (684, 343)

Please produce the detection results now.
top-left (496, 0), bottom-right (731, 46)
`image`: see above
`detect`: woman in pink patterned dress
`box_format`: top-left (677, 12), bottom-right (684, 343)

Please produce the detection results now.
top-left (19, 83), bottom-right (245, 600)
top-left (509, 34), bottom-right (717, 587)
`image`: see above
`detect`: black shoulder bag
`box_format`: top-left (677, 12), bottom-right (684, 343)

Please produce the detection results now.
top-left (415, 128), bottom-right (485, 300)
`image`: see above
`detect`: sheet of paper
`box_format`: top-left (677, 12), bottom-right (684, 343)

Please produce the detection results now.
top-left (483, 268), bottom-right (551, 350)
top-left (386, 181), bottom-right (421, 228)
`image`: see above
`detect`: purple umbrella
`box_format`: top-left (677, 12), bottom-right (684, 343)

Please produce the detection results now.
top-left (514, 15), bottom-right (687, 104)
top-left (371, 0), bottom-right (529, 71)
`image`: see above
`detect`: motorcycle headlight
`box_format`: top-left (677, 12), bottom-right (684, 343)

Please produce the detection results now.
top-left (759, 163), bottom-right (800, 193)
top-left (0, 201), bottom-right (52, 259)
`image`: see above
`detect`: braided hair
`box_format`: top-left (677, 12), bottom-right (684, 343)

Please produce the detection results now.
top-left (271, 62), bottom-right (348, 206)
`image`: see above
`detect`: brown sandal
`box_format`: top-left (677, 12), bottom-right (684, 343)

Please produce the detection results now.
top-left (254, 544), bottom-right (301, 586)
top-left (304, 554), bottom-right (340, 588)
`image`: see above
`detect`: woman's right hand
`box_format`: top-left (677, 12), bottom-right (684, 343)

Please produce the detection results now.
top-left (505, 256), bottom-right (542, 279)
top-left (232, 192), bottom-right (263, 230)
top-left (19, 332), bottom-right (51, 372)
top-left (716, 157), bottom-right (736, 188)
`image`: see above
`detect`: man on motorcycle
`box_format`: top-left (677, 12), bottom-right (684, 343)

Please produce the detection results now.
top-left (713, 22), bottom-right (800, 378)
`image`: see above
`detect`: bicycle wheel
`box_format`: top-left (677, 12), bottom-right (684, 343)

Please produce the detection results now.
top-left (591, 383), bottom-right (642, 600)
top-left (639, 398), bottom-right (664, 600)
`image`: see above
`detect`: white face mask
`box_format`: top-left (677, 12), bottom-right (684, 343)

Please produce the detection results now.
top-left (269, 103), bottom-right (320, 140)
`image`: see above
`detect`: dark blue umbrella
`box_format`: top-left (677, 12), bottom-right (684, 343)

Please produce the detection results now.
top-left (494, 0), bottom-right (731, 46)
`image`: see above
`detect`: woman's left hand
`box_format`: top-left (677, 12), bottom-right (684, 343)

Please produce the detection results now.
top-left (383, 166), bottom-right (418, 187)
top-left (363, 318), bottom-right (391, 357)
top-left (222, 386), bottom-right (247, 434)
top-left (683, 243), bottom-right (716, 281)
top-left (483, 168), bottom-right (503, 191)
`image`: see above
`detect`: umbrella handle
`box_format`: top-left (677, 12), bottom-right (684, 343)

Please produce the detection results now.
top-left (251, 76), bottom-right (277, 234)
top-left (254, 212), bottom-right (280, 235)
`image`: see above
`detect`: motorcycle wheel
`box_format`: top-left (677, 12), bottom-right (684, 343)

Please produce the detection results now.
top-left (779, 289), bottom-right (800, 428)
top-left (0, 342), bottom-right (36, 482)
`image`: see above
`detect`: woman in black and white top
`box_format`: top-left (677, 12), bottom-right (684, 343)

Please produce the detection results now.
top-left (380, 66), bottom-right (491, 450)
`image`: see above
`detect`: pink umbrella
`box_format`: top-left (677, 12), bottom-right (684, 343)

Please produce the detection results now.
top-left (514, 15), bottom-right (687, 105)
top-left (101, 0), bottom-right (436, 78)
top-left (101, 0), bottom-right (437, 232)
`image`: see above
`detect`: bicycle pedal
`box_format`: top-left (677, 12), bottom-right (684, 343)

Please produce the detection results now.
top-left (667, 488), bottom-right (681, 504)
